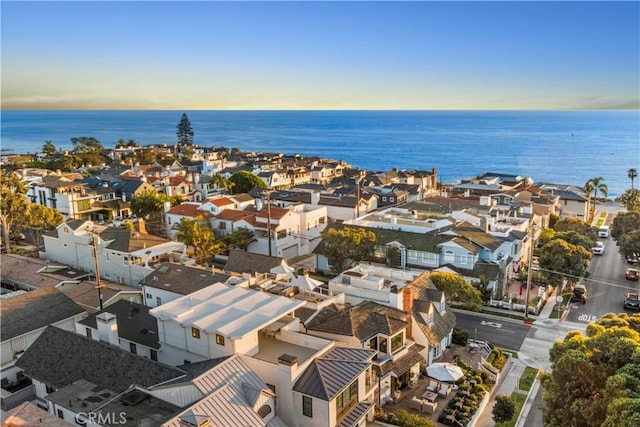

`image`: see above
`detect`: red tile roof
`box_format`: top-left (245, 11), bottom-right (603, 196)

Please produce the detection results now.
top-left (167, 203), bottom-right (213, 218)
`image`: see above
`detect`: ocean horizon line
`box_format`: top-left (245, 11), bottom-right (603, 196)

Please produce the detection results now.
top-left (2, 108), bottom-right (639, 113)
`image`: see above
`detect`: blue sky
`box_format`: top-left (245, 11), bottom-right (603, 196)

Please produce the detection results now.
top-left (2, 1), bottom-right (638, 110)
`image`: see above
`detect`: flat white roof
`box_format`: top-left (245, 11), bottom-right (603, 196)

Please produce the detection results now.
top-left (150, 282), bottom-right (305, 339)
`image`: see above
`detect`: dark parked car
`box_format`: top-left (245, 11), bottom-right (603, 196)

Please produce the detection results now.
top-left (627, 253), bottom-right (639, 264)
top-left (571, 290), bottom-right (587, 304)
top-left (624, 293), bottom-right (640, 310)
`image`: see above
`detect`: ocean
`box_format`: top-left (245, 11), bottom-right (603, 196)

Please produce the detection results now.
top-left (1, 110), bottom-right (638, 197)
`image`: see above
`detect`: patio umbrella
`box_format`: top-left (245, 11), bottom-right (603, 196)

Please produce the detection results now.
top-left (426, 362), bottom-right (464, 383)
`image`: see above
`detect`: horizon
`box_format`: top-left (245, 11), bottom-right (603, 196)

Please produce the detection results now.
top-left (2, 1), bottom-right (639, 111)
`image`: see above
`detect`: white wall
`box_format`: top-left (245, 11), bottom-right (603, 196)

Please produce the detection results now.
top-left (142, 286), bottom-right (182, 308)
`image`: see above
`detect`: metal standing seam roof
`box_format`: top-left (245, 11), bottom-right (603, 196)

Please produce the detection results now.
top-left (293, 359), bottom-right (370, 401)
top-left (150, 282), bottom-right (305, 339)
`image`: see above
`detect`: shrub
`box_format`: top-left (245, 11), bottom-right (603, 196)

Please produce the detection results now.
top-left (452, 326), bottom-right (469, 345)
top-left (386, 410), bottom-right (434, 427)
top-left (493, 394), bottom-right (515, 422)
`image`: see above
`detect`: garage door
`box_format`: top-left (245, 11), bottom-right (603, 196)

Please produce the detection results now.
top-left (282, 244), bottom-right (299, 259)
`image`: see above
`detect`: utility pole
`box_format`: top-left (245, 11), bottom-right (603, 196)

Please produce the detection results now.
top-left (91, 232), bottom-right (105, 311)
top-left (265, 190), bottom-right (274, 257)
top-left (524, 222), bottom-right (536, 323)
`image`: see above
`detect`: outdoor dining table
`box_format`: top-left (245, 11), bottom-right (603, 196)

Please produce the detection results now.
top-left (421, 390), bottom-right (438, 402)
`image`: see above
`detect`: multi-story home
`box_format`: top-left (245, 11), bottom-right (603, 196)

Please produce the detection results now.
top-left (27, 177), bottom-right (102, 220)
top-left (140, 262), bottom-right (233, 307)
top-left (537, 182), bottom-right (590, 220)
top-left (257, 170), bottom-right (291, 189)
top-left (41, 219), bottom-right (187, 287)
top-left (149, 282), bottom-right (377, 427)
top-left (326, 265), bottom-right (456, 364)
top-left (1, 288), bottom-right (85, 411)
top-left (304, 300), bottom-right (424, 407)
top-left (75, 300), bottom-right (161, 361)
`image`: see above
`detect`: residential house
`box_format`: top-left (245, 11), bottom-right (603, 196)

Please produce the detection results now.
top-left (304, 300), bottom-right (424, 407)
top-left (326, 265), bottom-right (456, 364)
top-left (318, 193), bottom-right (377, 221)
top-left (2, 402), bottom-right (73, 426)
top-left (27, 177), bottom-right (102, 220)
top-left (41, 219), bottom-right (187, 287)
top-left (15, 326), bottom-right (187, 420)
top-left (115, 178), bottom-right (156, 203)
top-left (140, 262), bottom-right (233, 307)
top-left (164, 202), bottom-right (214, 239)
top-left (536, 182), bottom-right (590, 220)
top-left (1, 288), bottom-right (85, 411)
top-left (76, 300), bottom-right (161, 360)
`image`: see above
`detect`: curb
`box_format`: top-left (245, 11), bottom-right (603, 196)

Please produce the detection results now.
top-left (515, 376), bottom-right (541, 427)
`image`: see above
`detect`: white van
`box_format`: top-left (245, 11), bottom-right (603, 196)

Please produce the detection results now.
top-left (598, 225), bottom-right (610, 238)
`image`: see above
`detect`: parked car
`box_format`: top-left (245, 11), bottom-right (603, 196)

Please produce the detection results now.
top-left (570, 284), bottom-right (588, 304)
top-left (626, 268), bottom-right (639, 281)
top-left (624, 293), bottom-right (640, 310)
top-left (626, 253), bottom-right (639, 264)
top-left (592, 241), bottom-right (605, 255)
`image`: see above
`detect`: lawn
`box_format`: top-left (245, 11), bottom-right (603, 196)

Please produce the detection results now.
top-left (518, 367), bottom-right (538, 392)
top-left (495, 392), bottom-right (527, 427)
top-left (548, 293), bottom-right (572, 319)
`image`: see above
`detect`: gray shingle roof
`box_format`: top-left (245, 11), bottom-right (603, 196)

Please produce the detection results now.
top-left (99, 227), bottom-right (171, 252)
top-left (373, 343), bottom-right (425, 377)
top-left (1, 287), bottom-right (85, 341)
top-left (413, 300), bottom-right (457, 346)
top-left (78, 300), bottom-right (160, 349)
top-left (306, 300), bottom-right (409, 341)
top-left (224, 250), bottom-right (286, 274)
top-left (16, 326), bottom-right (187, 392)
top-left (140, 263), bottom-right (232, 295)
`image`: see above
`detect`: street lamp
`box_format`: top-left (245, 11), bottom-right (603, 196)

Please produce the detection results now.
top-left (524, 222), bottom-right (537, 323)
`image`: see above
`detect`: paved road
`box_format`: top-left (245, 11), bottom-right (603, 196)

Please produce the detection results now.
top-left (565, 206), bottom-right (639, 324)
top-left (453, 311), bottom-right (531, 351)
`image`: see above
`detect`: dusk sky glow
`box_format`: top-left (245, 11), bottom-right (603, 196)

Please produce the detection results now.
top-left (2, 1), bottom-right (639, 110)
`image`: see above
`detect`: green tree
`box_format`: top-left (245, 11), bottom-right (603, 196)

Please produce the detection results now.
top-left (51, 153), bottom-right (81, 172)
top-left (23, 203), bottom-right (64, 257)
top-left (611, 211), bottom-right (640, 240)
top-left (553, 218), bottom-right (598, 242)
top-left (0, 173), bottom-right (28, 251)
top-left (585, 176), bottom-right (608, 204)
top-left (209, 173), bottom-right (234, 193)
top-left (548, 213), bottom-right (561, 230)
top-left (71, 136), bottom-right (104, 154)
top-left (618, 231), bottom-right (640, 261)
top-left (224, 227), bottom-right (255, 251)
top-left (537, 228), bottom-right (556, 247)
top-left (116, 138), bottom-right (127, 148)
top-left (538, 239), bottom-right (592, 287)
top-left (176, 113), bottom-right (194, 146)
top-left (130, 190), bottom-right (164, 219)
top-left (229, 171), bottom-right (267, 194)
top-left (551, 230), bottom-right (594, 252)
top-left (472, 275), bottom-right (493, 303)
top-left (541, 313), bottom-right (640, 427)
top-left (429, 272), bottom-right (483, 310)
top-left (493, 394), bottom-right (515, 422)
top-left (175, 216), bottom-right (222, 264)
top-left (628, 168), bottom-right (638, 190)
top-left (42, 140), bottom-right (56, 155)
top-left (615, 189), bottom-right (640, 212)
top-left (320, 227), bottom-right (376, 273)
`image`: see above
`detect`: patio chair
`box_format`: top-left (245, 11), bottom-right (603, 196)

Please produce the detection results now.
top-left (438, 383), bottom-right (452, 397)
top-left (422, 401), bottom-right (438, 414)
top-left (426, 379), bottom-right (439, 392)
top-left (410, 396), bottom-right (423, 411)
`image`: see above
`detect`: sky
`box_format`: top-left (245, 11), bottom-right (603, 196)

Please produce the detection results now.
top-left (1, 1), bottom-right (639, 110)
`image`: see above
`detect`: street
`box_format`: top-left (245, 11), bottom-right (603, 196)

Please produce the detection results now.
top-left (565, 204), bottom-right (639, 324)
top-left (453, 311), bottom-right (531, 351)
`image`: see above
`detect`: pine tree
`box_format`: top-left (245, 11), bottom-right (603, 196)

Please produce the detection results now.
top-left (176, 113), bottom-right (194, 146)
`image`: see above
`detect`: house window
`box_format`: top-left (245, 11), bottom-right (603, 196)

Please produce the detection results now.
top-left (336, 380), bottom-right (358, 417)
top-left (192, 328), bottom-right (201, 339)
top-left (216, 334), bottom-right (225, 346)
top-left (130, 343), bottom-right (137, 354)
top-left (303, 396), bottom-right (313, 418)
top-left (156, 296), bottom-right (162, 306)
top-left (408, 250), bottom-right (418, 260)
top-left (85, 328), bottom-right (92, 339)
top-left (444, 250), bottom-right (455, 263)
top-left (150, 350), bottom-right (158, 361)
top-left (57, 409), bottom-right (64, 419)
top-left (459, 255), bottom-right (467, 264)
top-left (382, 196), bottom-right (387, 202)
top-left (368, 336), bottom-right (378, 351)
top-left (391, 333), bottom-right (404, 353)
top-left (146, 293), bottom-right (152, 299)
top-left (258, 405), bottom-right (272, 418)
top-left (319, 216), bottom-right (326, 224)
top-left (379, 337), bottom-right (388, 353)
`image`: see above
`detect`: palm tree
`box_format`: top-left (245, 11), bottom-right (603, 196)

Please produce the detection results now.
top-left (586, 177), bottom-right (608, 206)
top-left (628, 168), bottom-right (638, 190)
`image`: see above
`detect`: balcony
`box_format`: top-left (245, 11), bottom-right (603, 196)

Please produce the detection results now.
top-left (1, 374), bottom-right (36, 411)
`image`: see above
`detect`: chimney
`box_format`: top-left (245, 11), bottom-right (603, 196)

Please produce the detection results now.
top-left (96, 312), bottom-right (119, 346)
top-left (135, 219), bottom-right (146, 234)
top-left (278, 354), bottom-right (298, 367)
top-left (310, 192), bottom-right (320, 205)
top-left (402, 287), bottom-right (413, 339)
